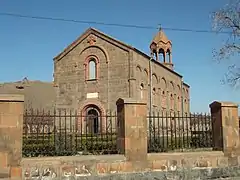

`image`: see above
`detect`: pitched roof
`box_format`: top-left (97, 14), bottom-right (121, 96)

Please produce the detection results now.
top-left (53, 27), bottom-right (182, 78)
top-left (54, 27), bottom-right (133, 61)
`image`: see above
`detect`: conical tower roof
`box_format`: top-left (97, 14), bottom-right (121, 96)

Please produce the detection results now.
top-left (151, 29), bottom-right (171, 45)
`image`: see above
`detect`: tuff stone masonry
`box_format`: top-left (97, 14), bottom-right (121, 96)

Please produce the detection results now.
top-left (53, 28), bottom-right (190, 121)
top-left (1, 94), bottom-right (240, 179)
top-left (0, 94), bottom-right (24, 178)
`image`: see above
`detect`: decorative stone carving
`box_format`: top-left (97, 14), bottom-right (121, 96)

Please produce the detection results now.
top-left (24, 167), bottom-right (57, 180)
top-left (87, 35), bottom-right (96, 45)
top-left (75, 165), bottom-right (91, 177)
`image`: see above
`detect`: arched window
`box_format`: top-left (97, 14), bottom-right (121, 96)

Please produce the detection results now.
top-left (166, 49), bottom-right (171, 63)
top-left (140, 83), bottom-right (144, 100)
top-left (88, 58), bottom-right (97, 80)
top-left (161, 90), bottom-right (166, 108)
top-left (153, 87), bottom-right (157, 105)
top-left (158, 48), bottom-right (165, 62)
top-left (184, 99), bottom-right (187, 112)
top-left (170, 94), bottom-right (174, 110)
top-left (177, 96), bottom-right (181, 112)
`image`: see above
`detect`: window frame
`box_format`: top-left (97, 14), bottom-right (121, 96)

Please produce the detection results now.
top-left (84, 55), bottom-right (99, 81)
top-left (88, 59), bottom-right (97, 80)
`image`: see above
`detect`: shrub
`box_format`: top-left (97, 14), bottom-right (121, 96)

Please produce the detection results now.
top-left (148, 136), bottom-right (192, 153)
top-left (22, 134), bottom-right (118, 157)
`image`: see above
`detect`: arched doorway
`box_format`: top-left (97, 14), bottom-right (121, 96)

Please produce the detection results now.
top-left (86, 106), bottom-right (100, 134)
top-left (79, 101), bottom-right (106, 134)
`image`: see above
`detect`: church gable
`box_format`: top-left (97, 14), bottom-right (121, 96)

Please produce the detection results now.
top-left (54, 28), bottom-right (131, 62)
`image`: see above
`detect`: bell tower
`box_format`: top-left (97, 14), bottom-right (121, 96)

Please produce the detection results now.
top-left (150, 28), bottom-right (173, 70)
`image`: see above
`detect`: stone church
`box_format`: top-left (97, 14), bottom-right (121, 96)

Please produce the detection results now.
top-left (53, 27), bottom-right (190, 122)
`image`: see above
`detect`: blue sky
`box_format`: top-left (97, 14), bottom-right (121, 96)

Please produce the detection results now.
top-left (0, 0), bottom-right (239, 113)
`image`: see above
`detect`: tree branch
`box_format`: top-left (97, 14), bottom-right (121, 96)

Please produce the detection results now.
top-left (225, 16), bottom-right (240, 30)
top-left (212, 0), bottom-right (240, 87)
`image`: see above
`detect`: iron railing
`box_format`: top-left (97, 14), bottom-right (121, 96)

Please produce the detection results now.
top-left (23, 108), bottom-right (118, 157)
top-left (147, 112), bottom-right (214, 153)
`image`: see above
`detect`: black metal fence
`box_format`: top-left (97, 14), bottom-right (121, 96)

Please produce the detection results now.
top-left (147, 112), bottom-right (214, 153)
top-left (23, 108), bottom-right (215, 156)
top-left (23, 108), bottom-right (118, 157)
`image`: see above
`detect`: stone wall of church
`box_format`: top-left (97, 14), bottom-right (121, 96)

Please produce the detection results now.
top-left (53, 33), bottom-right (131, 114)
top-left (133, 52), bottom-right (190, 114)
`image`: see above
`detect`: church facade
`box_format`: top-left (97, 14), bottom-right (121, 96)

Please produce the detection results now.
top-left (53, 28), bottom-right (190, 122)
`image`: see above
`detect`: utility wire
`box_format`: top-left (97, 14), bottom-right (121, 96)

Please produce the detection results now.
top-left (0, 12), bottom-right (157, 29)
top-left (0, 12), bottom-right (232, 34)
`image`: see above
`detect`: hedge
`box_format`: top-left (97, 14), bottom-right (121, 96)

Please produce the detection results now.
top-left (22, 134), bottom-right (118, 157)
top-left (148, 135), bottom-right (213, 153)
top-left (23, 134), bottom-right (212, 157)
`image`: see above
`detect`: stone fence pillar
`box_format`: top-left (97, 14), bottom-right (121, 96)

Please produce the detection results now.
top-left (0, 94), bottom-right (24, 179)
top-left (210, 101), bottom-right (239, 156)
top-left (116, 98), bottom-right (147, 162)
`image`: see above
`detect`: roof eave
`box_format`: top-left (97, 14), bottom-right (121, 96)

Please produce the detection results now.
top-left (183, 82), bottom-right (190, 88)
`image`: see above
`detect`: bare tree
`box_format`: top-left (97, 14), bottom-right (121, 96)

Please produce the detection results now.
top-left (212, 0), bottom-right (240, 87)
